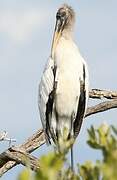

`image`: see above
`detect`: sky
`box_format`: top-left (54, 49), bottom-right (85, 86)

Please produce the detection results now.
top-left (0, 1), bottom-right (117, 179)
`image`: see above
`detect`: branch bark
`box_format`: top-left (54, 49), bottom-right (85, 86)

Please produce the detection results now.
top-left (0, 129), bottom-right (45, 176)
top-left (86, 99), bottom-right (117, 117)
top-left (89, 89), bottom-right (117, 99)
top-left (0, 89), bottom-right (117, 177)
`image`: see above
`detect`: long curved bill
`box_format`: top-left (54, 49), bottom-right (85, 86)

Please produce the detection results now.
top-left (51, 19), bottom-right (64, 59)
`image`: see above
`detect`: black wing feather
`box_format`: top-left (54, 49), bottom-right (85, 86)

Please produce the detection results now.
top-left (45, 66), bottom-right (57, 144)
top-left (74, 64), bottom-right (86, 138)
top-left (38, 57), bottom-right (56, 144)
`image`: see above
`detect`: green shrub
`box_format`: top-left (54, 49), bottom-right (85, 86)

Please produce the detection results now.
top-left (18, 123), bottom-right (117, 180)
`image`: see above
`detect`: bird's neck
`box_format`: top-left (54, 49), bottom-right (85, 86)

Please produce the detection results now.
top-left (61, 29), bottom-right (74, 40)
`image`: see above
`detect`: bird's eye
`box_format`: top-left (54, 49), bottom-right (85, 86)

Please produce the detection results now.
top-left (56, 13), bottom-right (61, 19)
top-left (56, 11), bottom-right (66, 21)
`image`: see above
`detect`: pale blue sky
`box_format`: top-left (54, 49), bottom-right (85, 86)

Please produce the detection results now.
top-left (0, 1), bottom-right (117, 179)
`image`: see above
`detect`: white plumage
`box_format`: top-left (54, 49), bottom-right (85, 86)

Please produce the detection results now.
top-left (38, 57), bottom-right (54, 139)
top-left (38, 4), bottom-right (89, 147)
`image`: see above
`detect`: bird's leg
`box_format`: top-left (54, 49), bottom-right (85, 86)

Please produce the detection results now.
top-left (55, 110), bottom-right (59, 142)
top-left (71, 112), bottom-right (76, 135)
top-left (70, 146), bottom-right (74, 171)
top-left (70, 112), bottom-right (75, 171)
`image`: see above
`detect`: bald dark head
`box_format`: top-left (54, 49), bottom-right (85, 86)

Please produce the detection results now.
top-left (56, 4), bottom-right (75, 31)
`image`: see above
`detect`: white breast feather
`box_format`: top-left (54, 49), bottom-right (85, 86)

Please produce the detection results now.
top-left (54, 37), bottom-right (85, 117)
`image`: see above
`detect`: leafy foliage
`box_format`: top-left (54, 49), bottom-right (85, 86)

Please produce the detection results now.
top-left (18, 123), bottom-right (117, 180)
top-left (35, 152), bottom-right (64, 180)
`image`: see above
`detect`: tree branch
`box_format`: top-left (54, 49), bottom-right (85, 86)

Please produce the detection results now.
top-left (89, 89), bottom-right (117, 99)
top-left (0, 89), bottom-right (117, 177)
top-left (0, 129), bottom-right (45, 176)
top-left (0, 131), bottom-right (16, 145)
top-left (86, 99), bottom-right (117, 117)
top-left (0, 147), bottom-right (39, 171)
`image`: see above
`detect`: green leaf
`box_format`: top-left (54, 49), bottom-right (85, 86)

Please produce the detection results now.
top-left (111, 125), bottom-right (117, 135)
top-left (87, 140), bottom-right (102, 149)
top-left (18, 168), bottom-right (32, 180)
top-left (17, 123), bottom-right (117, 180)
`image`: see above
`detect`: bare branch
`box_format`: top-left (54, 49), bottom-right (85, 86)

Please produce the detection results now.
top-left (86, 99), bottom-right (117, 117)
top-left (0, 88), bottom-right (117, 177)
top-left (0, 148), bottom-right (39, 171)
top-left (89, 89), bottom-right (117, 99)
top-left (0, 131), bottom-right (8, 141)
top-left (0, 161), bottom-right (17, 176)
top-left (0, 131), bottom-right (16, 147)
top-left (0, 129), bottom-right (45, 176)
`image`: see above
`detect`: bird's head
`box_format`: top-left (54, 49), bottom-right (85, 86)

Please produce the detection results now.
top-left (55, 4), bottom-right (75, 33)
top-left (51, 4), bottom-right (75, 58)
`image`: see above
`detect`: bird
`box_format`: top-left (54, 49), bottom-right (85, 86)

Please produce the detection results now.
top-left (38, 4), bottom-right (89, 169)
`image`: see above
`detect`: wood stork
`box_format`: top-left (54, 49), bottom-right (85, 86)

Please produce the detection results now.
top-left (38, 4), bottom-right (89, 168)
